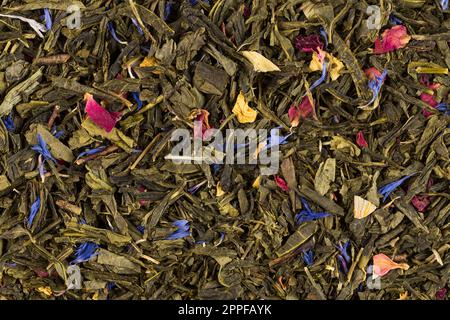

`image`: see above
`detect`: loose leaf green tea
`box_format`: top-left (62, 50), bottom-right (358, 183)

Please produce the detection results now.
top-left (0, 0), bottom-right (448, 301)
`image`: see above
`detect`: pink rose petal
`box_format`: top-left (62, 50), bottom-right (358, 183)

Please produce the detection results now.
top-left (436, 288), bottom-right (447, 300)
top-left (411, 195), bottom-right (431, 212)
top-left (84, 93), bottom-right (120, 132)
top-left (295, 35), bottom-right (324, 53)
top-left (373, 25), bottom-right (411, 54)
top-left (288, 96), bottom-right (314, 127)
top-left (275, 175), bottom-right (289, 192)
top-left (420, 92), bottom-right (439, 118)
top-left (193, 109), bottom-right (211, 140)
top-left (356, 131), bottom-right (368, 148)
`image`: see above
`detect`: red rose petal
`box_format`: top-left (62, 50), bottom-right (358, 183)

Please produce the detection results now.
top-left (356, 131), bottom-right (369, 148)
top-left (294, 35), bottom-right (324, 53)
top-left (373, 25), bottom-right (411, 54)
top-left (84, 93), bottom-right (120, 132)
top-left (411, 195), bottom-right (431, 212)
top-left (275, 175), bottom-right (289, 192)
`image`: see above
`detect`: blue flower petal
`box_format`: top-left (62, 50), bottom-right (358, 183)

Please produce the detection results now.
top-left (71, 242), bottom-right (99, 264)
top-left (337, 255), bottom-right (349, 274)
top-left (436, 103), bottom-right (449, 115)
top-left (131, 92), bottom-right (143, 110)
top-left (389, 14), bottom-right (402, 25)
top-left (295, 198), bottom-right (331, 225)
top-left (43, 8), bottom-right (52, 31)
top-left (336, 241), bottom-right (351, 264)
top-left (107, 22), bottom-right (127, 45)
top-left (31, 134), bottom-right (56, 163)
top-left (378, 174), bottom-right (413, 202)
top-left (366, 69), bottom-right (388, 106)
top-left (441, 0), bottom-right (449, 10)
top-left (320, 27), bottom-right (328, 47)
top-left (164, 2), bottom-right (173, 20)
top-left (166, 220), bottom-right (190, 240)
top-left (3, 113), bottom-right (14, 131)
top-left (76, 146), bottom-right (106, 160)
top-left (137, 225), bottom-right (145, 234)
top-left (309, 61), bottom-right (328, 92)
top-left (131, 18), bottom-right (144, 35)
top-left (27, 196), bottom-right (41, 227)
top-left (303, 249), bottom-right (314, 266)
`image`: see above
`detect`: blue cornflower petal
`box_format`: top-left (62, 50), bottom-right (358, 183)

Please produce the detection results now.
top-left (54, 130), bottom-right (64, 139)
top-left (131, 92), bottom-right (143, 110)
top-left (295, 210), bottom-right (330, 224)
top-left (43, 8), bottom-right (52, 31)
top-left (389, 14), bottom-right (402, 25)
top-left (51, 126), bottom-right (64, 139)
top-left (436, 103), bottom-right (449, 115)
top-left (166, 220), bottom-right (190, 240)
top-left (172, 219), bottom-right (189, 230)
top-left (295, 198), bottom-right (331, 225)
top-left (131, 18), bottom-right (144, 35)
top-left (441, 0), bottom-right (449, 10)
top-left (189, 0), bottom-right (209, 5)
top-left (309, 61), bottom-right (328, 92)
top-left (31, 134), bottom-right (56, 163)
top-left (366, 69), bottom-right (388, 106)
top-left (106, 282), bottom-right (116, 290)
top-left (3, 113), bottom-right (14, 131)
top-left (300, 197), bottom-right (313, 214)
top-left (188, 180), bottom-right (206, 194)
top-left (107, 22), bottom-right (127, 45)
top-left (137, 225), bottom-right (145, 234)
top-left (337, 255), bottom-right (349, 274)
top-left (336, 241), bottom-right (351, 264)
top-left (27, 196), bottom-right (41, 227)
top-left (378, 174), bottom-right (413, 202)
top-left (320, 27), bottom-right (328, 47)
top-left (303, 249), bottom-right (314, 266)
top-left (76, 146), bottom-right (106, 160)
top-left (79, 218), bottom-right (87, 225)
top-left (195, 240), bottom-right (208, 245)
top-left (164, 2), bottom-right (173, 21)
top-left (71, 242), bottom-right (99, 264)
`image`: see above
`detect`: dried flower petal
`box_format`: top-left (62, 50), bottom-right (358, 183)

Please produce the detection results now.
top-left (373, 25), bottom-right (411, 54)
top-left (166, 220), bottom-right (190, 240)
top-left (193, 109), bottom-right (211, 139)
top-left (84, 93), bottom-right (121, 132)
top-left (71, 242), bottom-right (99, 264)
top-left (288, 96), bottom-right (314, 126)
top-left (294, 34), bottom-right (324, 53)
top-left (275, 175), bottom-right (289, 192)
top-left (232, 91), bottom-right (257, 123)
top-left (27, 196), bottom-right (41, 228)
top-left (378, 174), bottom-right (413, 202)
top-left (411, 195), bottom-right (431, 212)
top-left (373, 253), bottom-right (409, 277)
top-left (356, 131), bottom-right (368, 148)
top-left (241, 51), bottom-right (280, 72)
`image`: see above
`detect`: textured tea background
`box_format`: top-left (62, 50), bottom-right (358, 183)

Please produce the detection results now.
top-left (0, 0), bottom-right (449, 300)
